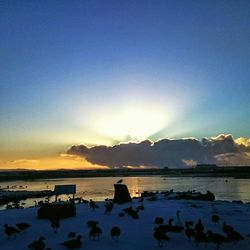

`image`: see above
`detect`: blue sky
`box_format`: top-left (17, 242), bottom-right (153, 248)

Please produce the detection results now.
top-left (0, 1), bottom-right (250, 168)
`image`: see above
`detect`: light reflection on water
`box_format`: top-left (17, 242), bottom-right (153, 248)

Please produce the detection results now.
top-left (1, 176), bottom-right (250, 208)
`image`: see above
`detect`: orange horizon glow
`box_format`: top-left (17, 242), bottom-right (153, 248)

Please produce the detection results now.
top-left (0, 154), bottom-right (107, 171)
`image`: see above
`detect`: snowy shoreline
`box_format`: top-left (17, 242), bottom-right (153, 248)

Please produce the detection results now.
top-left (1, 193), bottom-right (250, 250)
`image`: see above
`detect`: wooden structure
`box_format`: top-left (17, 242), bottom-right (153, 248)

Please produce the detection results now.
top-left (54, 184), bottom-right (76, 202)
top-left (113, 184), bottom-right (131, 204)
top-left (37, 202), bottom-right (76, 219)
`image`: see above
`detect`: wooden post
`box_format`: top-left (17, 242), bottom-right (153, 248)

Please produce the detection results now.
top-left (113, 184), bottom-right (132, 204)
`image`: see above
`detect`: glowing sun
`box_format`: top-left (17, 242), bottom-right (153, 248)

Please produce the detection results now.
top-left (94, 106), bottom-right (168, 141)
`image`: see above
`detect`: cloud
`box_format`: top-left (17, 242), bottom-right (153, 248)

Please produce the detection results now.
top-left (235, 137), bottom-right (250, 147)
top-left (9, 159), bottom-right (40, 164)
top-left (67, 134), bottom-right (250, 168)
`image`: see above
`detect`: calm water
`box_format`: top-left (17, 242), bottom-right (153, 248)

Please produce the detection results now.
top-left (1, 176), bottom-right (250, 208)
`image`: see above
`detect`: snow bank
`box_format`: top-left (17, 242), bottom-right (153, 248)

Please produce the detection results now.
top-left (0, 194), bottom-right (250, 250)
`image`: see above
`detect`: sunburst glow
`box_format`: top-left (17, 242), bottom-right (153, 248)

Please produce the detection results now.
top-left (94, 106), bottom-right (168, 141)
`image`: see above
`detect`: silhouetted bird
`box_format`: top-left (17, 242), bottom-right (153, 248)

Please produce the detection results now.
top-left (153, 226), bottom-right (169, 247)
top-left (195, 231), bottom-right (209, 247)
top-left (168, 218), bottom-right (183, 232)
top-left (50, 217), bottom-right (60, 233)
top-left (175, 210), bottom-right (183, 228)
top-left (212, 215), bottom-right (220, 224)
top-left (38, 201), bottom-right (44, 206)
top-left (110, 226), bottom-right (121, 240)
top-left (148, 196), bottom-right (157, 201)
top-left (157, 223), bottom-right (172, 234)
top-left (227, 230), bottom-right (244, 243)
top-left (137, 205), bottom-right (144, 211)
top-left (154, 217), bottom-right (164, 225)
top-left (195, 219), bottom-right (204, 233)
top-left (206, 231), bottom-right (228, 250)
top-left (81, 199), bottom-right (89, 204)
top-left (222, 222), bottom-right (234, 235)
top-left (117, 179), bottom-right (123, 184)
top-left (89, 226), bottom-right (102, 240)
top-left (28, 237), bottom-right (45, 250)
top-left (185, 222), bottom-right (195, 241)
top-left (68, 232), bottom-right (76, 238)
top-left (123, 206), bottom-right (139, 219)
top-left (104, 202), bottom-right (114, 215)
top-left (16, 222), bottom-right (31, 232)
top-left (61, 235), bottom-right (82, 249)
top-left (138, 197), bottom-right (144, 203)
top-left (185, 221), bottom-right (194, 227)
top-left (87, 220), bottom-right (98, 227)
top-left (89, 200), bottom-right (99, 210)
top-left (4, 224), bottom-right (19, 239)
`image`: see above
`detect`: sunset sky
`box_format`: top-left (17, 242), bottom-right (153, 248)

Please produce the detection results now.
top-left (1, 1), bottom-right (250, 169)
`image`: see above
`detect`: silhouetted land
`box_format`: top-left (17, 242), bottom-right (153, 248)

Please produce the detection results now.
top-left (1, 167), bottom-right (250, 182)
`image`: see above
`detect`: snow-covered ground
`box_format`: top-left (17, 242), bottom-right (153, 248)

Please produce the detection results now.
top-left (1, 194), bottom-right (250, 250)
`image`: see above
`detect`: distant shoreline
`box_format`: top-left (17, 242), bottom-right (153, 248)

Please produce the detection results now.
top-left (1, 167), bottom-right (250, 182)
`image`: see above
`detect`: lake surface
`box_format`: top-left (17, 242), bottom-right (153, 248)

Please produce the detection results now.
top-left (1, 176), bottom-right (250, 208)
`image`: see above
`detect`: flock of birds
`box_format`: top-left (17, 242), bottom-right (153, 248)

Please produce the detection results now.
top-left (3, 216), bottom-right (121, 250)
top-left (153, 211), bottom-right (245, 249)
top-left (2, 184), bottom-right (250, 250)
top-left (2, 198), bottom-right (121, 250)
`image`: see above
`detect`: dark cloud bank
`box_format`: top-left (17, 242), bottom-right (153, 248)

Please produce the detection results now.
top-left (67, 135), bottom-right (250, 168)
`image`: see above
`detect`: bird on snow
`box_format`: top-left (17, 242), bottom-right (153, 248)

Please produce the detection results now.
top-left (174, 210), bottom-right (183, 228)
top-left (212, 215), bottom-right (220, 224)
top-left (61, 234), bottom-right (82, 249)
top-left (153, 226), bottom-right (169, 247)
top-left (206, 230), bottom-right (228, 250)
top-left (16, 222), bottom-right (31, 232)
top-left (89, 226), bottom-right (102, 240)
top-left (168, 219), bottom-right (183, 232)
top-left (138, 197), bottom-right (144, 203)
top-left (136, 205), bottom-right (144, 211)
top-left (227, 229), bottom-right (244, 243)
top-left (4, 224), bottom-right (19, 239)
top-left (184, 222), bottom-right (196, 241)
top-left (195, 219), bottom-right (204, 233)
top-left (110, 226), bottom-right (121, 240)
top-left (104, 201), bottom-right (114, 215)
top-left (50, 217), bottom-right (60, 233)
top-left (154, 217), bottom-right (164, 225)
top-left (222, 222), bottom-right (234, 235)
top-left (87, 220), bottom-right (98, 227)
top-left (28, 236), bottom-right (45, 250)
top-left (89, 200), bottom-right (99, 210)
